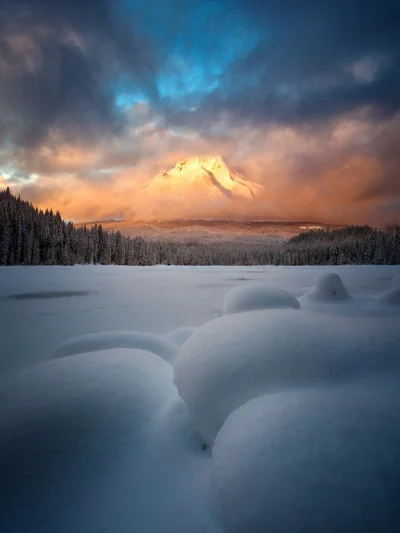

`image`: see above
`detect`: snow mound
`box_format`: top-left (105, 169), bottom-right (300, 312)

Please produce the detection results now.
top-left (392, 273), bottom-right (400, 289)
top-left (0, 349), bottom-right (177, 533)
top-left (166, 327), bottom-right (196, 347)
top-left (301, 272), bottom-right (351, 302)
top-left (223, 285), bottom-right (300, 314)
top-left (173, 310), bottom-right (400, 445)
top-left (212, 382), bottom-right (400, 533)
top-left (53, 330), bottom-right (178, 363)
top-left (375, 288), bottom-right (400, 306)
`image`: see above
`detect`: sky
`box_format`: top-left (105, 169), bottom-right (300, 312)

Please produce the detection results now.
top-left (1, 0), bottom-right (400, 224)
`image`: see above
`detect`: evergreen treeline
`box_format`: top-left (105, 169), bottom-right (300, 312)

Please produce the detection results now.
top-left (0, 188), bottom-right (399, 266)
top-left (284, 226), bottom-right (400, 265)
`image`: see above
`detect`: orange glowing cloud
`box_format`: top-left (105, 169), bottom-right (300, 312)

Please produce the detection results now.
top-left (4, 106), bottom-right (400, 226)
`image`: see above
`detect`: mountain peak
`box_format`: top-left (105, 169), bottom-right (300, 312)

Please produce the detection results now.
top-left (172, 155), bottom-right (226, 174)
top-left (135, 156), bottom-right (266, 220)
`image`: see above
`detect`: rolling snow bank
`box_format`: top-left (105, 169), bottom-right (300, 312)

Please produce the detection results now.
top-left (0, 349), bottom-right (179, 533)
top-left (223, 285), bottom-right (300, 314)
top-left (212, 382), bottom-right (400, 533)
top-left (173, 308), bottom-right (400, 445)
top-left (53, 330), bottom-right (178, 363)
top-left (1, 271), bottom-right (399, 533)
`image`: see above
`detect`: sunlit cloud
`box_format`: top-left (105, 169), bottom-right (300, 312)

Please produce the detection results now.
top-left (0, 0), bottom-right (399, 225)
top-left (3, 103), bottom-right (398, 225)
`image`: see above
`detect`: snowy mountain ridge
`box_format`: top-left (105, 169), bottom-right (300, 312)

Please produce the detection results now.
top-left (134, 156), bottom-right (266, 220)
top-left (144, 156), bottom-right (264, 200)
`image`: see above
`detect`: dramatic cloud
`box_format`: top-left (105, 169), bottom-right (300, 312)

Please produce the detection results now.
top-left (1, 0), bottom-right (400, 224)
top-left (0, 0), bottom-right (159, 148)
top-left (10, 108), bottom-right (399, 225)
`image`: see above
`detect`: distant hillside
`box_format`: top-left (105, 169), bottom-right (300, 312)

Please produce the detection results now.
top-left (0, 188), bottom-right (136, 266)
top-left (1, 189), bottom-right (399, 266)
top-left (75, 219), bottom-right (342, 244)
top-left (285, 226), bottom-right (400, 265)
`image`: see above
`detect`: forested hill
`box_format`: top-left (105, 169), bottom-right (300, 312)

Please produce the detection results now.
top-left (0, 188), bottom-right (140, 266)
top-left (285, 226), bottom-right (400, 265)
top-left (0, 188), bottom-right (399, 266)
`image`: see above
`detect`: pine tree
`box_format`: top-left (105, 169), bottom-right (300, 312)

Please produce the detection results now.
top-left (0, 202), bottom-right (10, 265)
top-left (0, 188), bottom-right (399, 267)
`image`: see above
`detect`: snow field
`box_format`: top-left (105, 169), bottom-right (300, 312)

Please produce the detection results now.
top-left (211, 381), bottom-right (400, 533)
top-left (0, 267), bottom-right (399, 532)
top-left (173, 306), bottom-right (400, 445)
top-left (0, 349), bottom-right (179, 532)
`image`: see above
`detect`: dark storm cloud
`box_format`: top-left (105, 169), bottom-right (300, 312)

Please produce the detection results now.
top-left (355, 122), bottom-right (400, 202)
top-left (0, 0), bottom-right (159, 148)
top-left (3, 0), bottom-right (399, 146)
top-left (1, 0), bottom-right (400, 225)
top-left (173, 0), bottom-right (400, 127)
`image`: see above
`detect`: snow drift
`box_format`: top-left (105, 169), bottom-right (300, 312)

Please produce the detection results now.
top-left (0, 349), bottom-right (178, 533)
top-left (53, 331), bottom-right (178, 363)
top-left (1, 267), bottom-right (399, 533)
top-left (301, 272), bottom-right (351, 303)
top-left (212, 381), bottom-right (400, 533)
top-left (173, 306), bottom-right (400, 445)
top-left (223, 285), bottom-right (300, 314)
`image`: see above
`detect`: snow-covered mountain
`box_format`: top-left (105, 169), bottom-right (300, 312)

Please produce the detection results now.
top-left (132, 156), bottom-right (266, 220)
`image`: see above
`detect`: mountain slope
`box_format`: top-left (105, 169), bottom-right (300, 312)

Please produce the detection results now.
top-left (133, 156), bottom-right (266, 220)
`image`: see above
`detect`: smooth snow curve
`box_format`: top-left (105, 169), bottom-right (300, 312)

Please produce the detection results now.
top-left (0, 349), bottom-right (177, 533)
top-left (53, 331), bottom-right (178, 363)
top-left (223, 285), bottom-right (300, 314)
top-left (173, 308), bottom-right (400, 445)
top-left (212, 382), bottom-right (400, 533)
top-left (301, 272), bottom-right (351, 303)
top-left (1, 265), bottom-right (399, 533)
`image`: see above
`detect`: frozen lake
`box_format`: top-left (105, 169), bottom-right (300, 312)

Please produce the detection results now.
top-left (0, 264), bottom-right (398, 377)
top-left (0, 264), bottom-right (399, 533)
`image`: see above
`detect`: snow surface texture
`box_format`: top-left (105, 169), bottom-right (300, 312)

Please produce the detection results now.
top-left (223, 285), bottom-right (300, 314)
top-left (0, 264), bottom-right (398, 377)
top-left (392, 272), bottom-right (400, 289)
top-left (301, 272), bottom-right (351, 302)
top-left (0, 349), bottom-right (219, 533)
top-left (375, 287), bottom-right (400, 306)
top-left (0, 349), bottom-right (175, 532)
top-left (53, 330), bottom-right (178, 363)
top-left (0, 266), bottom-right (399, 533)
top-left (212, 383), bottom-right (400, 533)
top-left (174, 308), bottom-right (400, 445)
top-left (166, 327), bottom-right (196, 347)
